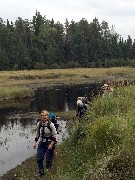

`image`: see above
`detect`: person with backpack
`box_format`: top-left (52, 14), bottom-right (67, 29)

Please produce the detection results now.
top-left (33, 110), bottom-right (57, 177)
top-left (76, 98), bottom-right (84, 118)
top-left (76, 97), bottom-right (88, 118)
top-left (101, 83), bottom-right (114, 96)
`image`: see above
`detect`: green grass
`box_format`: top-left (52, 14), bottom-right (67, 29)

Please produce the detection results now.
top-left (53, 86), bottom-right (135, 180)
top-left (0, 86), bottom-right (33, 101)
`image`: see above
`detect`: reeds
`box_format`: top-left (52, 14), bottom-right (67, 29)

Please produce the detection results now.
top-left (0, 86), bottom-right (33, 101)
top-left (0, 67), bottom-right (135, 101)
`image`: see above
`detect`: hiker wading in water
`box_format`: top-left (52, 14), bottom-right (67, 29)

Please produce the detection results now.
top-left (76, 97), bottom-right (88, 118)
top-left (33, 110), bottom-right (57, 177)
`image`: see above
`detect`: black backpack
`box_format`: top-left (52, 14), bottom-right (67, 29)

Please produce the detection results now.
top-left (38, 120), bottom-right (59, 134)
top-left (39, 120), bottom-right (52, 132)
top-left (38, 120), bottom-right (53, 141)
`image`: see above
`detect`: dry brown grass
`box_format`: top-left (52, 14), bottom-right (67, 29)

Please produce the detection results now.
top-left (0, 67), bottom-right (135, 100)
top-left (1, 67), bottom-right (135, 86)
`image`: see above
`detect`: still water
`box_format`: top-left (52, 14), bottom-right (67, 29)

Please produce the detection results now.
top-left (0, 83), bottom-right (102, 176)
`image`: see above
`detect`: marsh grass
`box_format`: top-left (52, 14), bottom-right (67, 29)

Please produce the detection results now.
top-left (0, 86), bottom-right (33, 101)
top-left (1, 67), bottom-right (135, 100)
top-left (1, 67), bottom-right (135, 81)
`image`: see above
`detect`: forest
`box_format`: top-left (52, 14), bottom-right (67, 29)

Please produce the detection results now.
top-left (0, 11), bottom-right (135, 70)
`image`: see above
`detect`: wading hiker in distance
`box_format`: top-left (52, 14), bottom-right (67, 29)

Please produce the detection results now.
top-left (101, 83), bottom-right (114, 96)
top-left (33, 110), bottom-right (57, 177)
top-left (76, 97), bottom-right (88, 118)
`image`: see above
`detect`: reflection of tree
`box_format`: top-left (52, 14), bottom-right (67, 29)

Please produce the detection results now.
top-left (64, 97), bottom-right (69, 111)
top-left (11, 120), bottom-right (14, 128)
top-left (0, 117), bottom-right (36, 147)
top-left (0, 116), bottom-right (6, 132)
top-left (31, 87), bottom-right (66, 112)
top-left (0, 116), bottom-right (35, 134)
top-left (0, 99), bottom-right (32, 131)
top-left (19, 119), bottom-right (30, 128)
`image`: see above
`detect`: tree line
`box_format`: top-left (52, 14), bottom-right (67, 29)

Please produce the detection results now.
top-left (0, 11), bottom-right (135, 70)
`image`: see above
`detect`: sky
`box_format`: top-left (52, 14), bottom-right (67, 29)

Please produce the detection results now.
top-left (0, 0), bottom-right (135, 40)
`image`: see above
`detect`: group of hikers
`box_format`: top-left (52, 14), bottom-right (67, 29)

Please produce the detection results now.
top-left (33, 82), bottom-right (113, 177)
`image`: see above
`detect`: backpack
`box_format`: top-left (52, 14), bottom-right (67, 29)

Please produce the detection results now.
top-left (39, 120), bottom-right (52, 132)
top-left (37, 120), bottom-right (53, 141)
top-left (38, 114), bottom-right (59, 134)
top-left (49, 112), bottom-right (59, 131)
top-left (49, 112), bottom-right (57, 123)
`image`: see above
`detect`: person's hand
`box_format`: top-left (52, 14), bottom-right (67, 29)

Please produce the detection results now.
top-left (48, 142), bottom-right (54, 150)
top-left (48, 144), bottom-right (53, 150)
top-left (33, 143), bottom-right (37, 149)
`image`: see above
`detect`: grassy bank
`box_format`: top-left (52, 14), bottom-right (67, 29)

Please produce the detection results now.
top-left (1, 86), bottom-right (135, 180)
top-left (0, 67), bottom-right (135, 101)
top-left (55, 86), bottom-right (135, 180)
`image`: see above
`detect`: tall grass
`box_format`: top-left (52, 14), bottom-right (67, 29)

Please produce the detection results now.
top-left (1, 67), bottom-right (135, 86)
top-left (54, 86), bottom-right (135, 180)
top-left (0, 86), bottom-right (33, 100)
top-left (1, 67), bottom-right (135, 100)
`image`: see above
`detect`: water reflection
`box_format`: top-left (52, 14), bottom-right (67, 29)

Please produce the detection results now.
top-left (0, 118), bottom-right (35, 176)
top-left (31, 83), bottom-right (102, 112)
top-left (0, 116), bottom-right (68, 176)
top-left (64, 96), bottom-right (69, 112)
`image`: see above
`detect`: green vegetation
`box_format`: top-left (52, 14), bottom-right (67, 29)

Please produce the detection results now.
top-left (54, 86), bottom-right (135, 180)
top-left (1, 86), bottom-right (135, 180)
top-left (1, 11), bottom-right (135, 71)
top-left (0, 86), bottom-right (33, 101)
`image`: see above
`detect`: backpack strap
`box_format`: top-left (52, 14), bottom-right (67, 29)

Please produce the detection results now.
top-left (46, 120), bottom-right (52, 132)
top-left (39, 120), bottom-right (52, 139)
top-left (39, 120), bottom-right (52, 131)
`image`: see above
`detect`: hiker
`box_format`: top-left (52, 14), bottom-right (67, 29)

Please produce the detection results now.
top-left (33, 110), bottom-right (57, 177)
top-left (76, 97), bottom-right (88, 118)
top-left (101, 83), bottom-right (114, 96)
top-left (82, 96), bottom-right (89, 111)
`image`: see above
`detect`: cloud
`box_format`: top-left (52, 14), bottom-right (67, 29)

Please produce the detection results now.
top-left (0, 0), bottom-right (135, 39)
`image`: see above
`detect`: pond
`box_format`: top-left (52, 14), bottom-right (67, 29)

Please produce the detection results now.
top-left (0, 83), bottom-right (102, 176)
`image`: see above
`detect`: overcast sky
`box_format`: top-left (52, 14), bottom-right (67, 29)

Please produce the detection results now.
top-left (0, 0), bottom-right (135, 40)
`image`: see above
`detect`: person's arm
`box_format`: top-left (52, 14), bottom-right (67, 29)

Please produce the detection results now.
top-left (48, 123), bottom-right (57, 149)
top-left (33, 121), bottom-right (40, 149)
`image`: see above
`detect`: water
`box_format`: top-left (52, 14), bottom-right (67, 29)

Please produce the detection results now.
top-left (0, 116), bottom-right (68, 176)
top-left (0, 118), bottom-right (35, 176)
top-left (30, 83), bottom-right (102, 112)
top-left (0, 83), bottom-right (102, 176)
